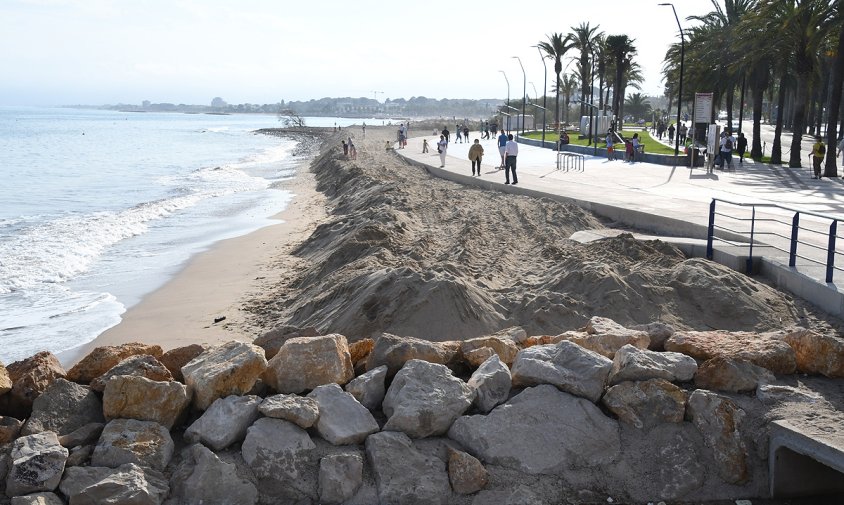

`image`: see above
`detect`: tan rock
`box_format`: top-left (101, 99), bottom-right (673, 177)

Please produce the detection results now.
top-left (89, 355), bottom-right (173, 392)
top-left (686, 390), bottom-right (748, 484)
top-left (0, 416), bottom-right (23, 443)
top-left (365, 333), bottom-right (460, 376)
top-left (460, 336), bottom-right (519, 366)
top-left (265, 334), bottom-right (354, 394)
top-left (349, 338), bottom-right (374, 365)
top-left (253, 325), bottom-right (319, 360)
top-left (182, 341), bottom-right (267, 410)
top-left (159, 344), bottom-right (206, 383)
top-left (463, 347), bottom-right (496, 368)
top-left (3, 351), bottom-right (66, 417)
top-left (568, 324), bottom-right (650, 359)
top-left (0, 362), bottom-right (11, 395)
top-left (694, 356), bottom-right (775, 393)
top-left (781, 328), bottom-right (844, 378)
top-left (602, 379), bottom-right (687, 429)
top-left (448, 447), bottom-right (488, 495)
top-left (665, 330), bottom-right (797, 374)
top-left (66, 343), bottom-right (163, 384)
top-left (103, 376), bottom-right (191, 429)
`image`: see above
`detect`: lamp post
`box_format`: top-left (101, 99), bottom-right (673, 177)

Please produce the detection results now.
top-left (513, 56), bottom-right (526, 135)
top-left (534, 45), bottom-right (548, 145)
top-left (660, 2), bottom-right (685, 158)
top-left (499, 70), bottom-right (510, 132)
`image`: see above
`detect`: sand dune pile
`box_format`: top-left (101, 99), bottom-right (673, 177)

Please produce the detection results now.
top-left (247, 128), bottom-right (830, 341)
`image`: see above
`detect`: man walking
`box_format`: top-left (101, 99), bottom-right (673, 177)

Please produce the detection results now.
top-left (504, 134), bottom-right (519, 185)
top-left (497, 130), bottom-right (508, 169)
top-left (810, 136), bottom-right (826, 179)
top-left (720, 130), bottom-right (735, 170)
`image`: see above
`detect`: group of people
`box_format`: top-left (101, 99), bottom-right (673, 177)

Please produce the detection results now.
top-left (395, 124), bottom-right (408, 149)
top-left (714, 130), bottom-right (747, 170)
top-left (340, 137), bottom-right (357, 160)
top-left (654, 121), bottom-right (688, 145)
top-left (432, 127), bottom-right (518, 184)
top-left (603, 130), bottom-right (641, 163)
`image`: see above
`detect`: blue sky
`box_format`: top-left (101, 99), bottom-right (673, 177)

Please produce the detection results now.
top-left (0, 0), bottom-right (717, 106)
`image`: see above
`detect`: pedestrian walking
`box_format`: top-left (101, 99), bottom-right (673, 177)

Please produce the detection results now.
top-left (422, 139), bottom-right (429, 153)
top-left (719, 130), bottom-right (735, 170)
top-left (810, 136), bottom-right (826, 179)
top-left (504, 134), bottom-right (518, 184)
top-left (437, 135), bottom-right (448, 167)
top-left (497, 130), bottom-right (508, 169)
top-left (455, 124), bottom-right (463, 144)
top-left (468, 139), bottom-right (484, 176)
top-left (348, 138), bottom-right (357, 160)
top-left (631, 133), bottom-right (640, 164)
top-left (679, 123), bottom-right (688, 145)
top-left (341, 140), bottom-right (348, 157)
top-left (668, 123), bottom-right (675, 143)
top-left (442, 127), bottom-right (450, 144)
top-left (736, 132), bottom-right (748, 165)
top-left (606, 132), bottom-right (616, 161)
top-left (463, 126), bottom-right (470, 142)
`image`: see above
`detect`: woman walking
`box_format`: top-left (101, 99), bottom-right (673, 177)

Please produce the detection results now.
top-left (468, 138), bottom-right (484, 176)
top-left (437, 135), bottom-right (448, 167)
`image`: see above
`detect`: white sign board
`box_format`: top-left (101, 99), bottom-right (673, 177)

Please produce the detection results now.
top-left (695, 93), bottom-right (714, 123)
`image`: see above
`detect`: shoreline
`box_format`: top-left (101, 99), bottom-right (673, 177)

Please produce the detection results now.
top-left (58, 144), bottom-right (328, 367)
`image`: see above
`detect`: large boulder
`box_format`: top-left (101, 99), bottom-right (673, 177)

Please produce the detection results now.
top-left (0, 363), bottom-right (11, 395)
top-left (59, 464), bottom-right (168, 505)
top-left (344, 365), bottom-right (387, 411)
top-left (460, 335), bottom-right (519, 367)
top-left (365, 333), bottom-right (459, 376)
top-left (318, 452), bottom-right (364, 505)
top-left (168, 444), bottom-right (258, 505)
top-left (448, 385), bottom-right (621, 474)
top-left (253, 325), bottom-right (319, 360)
top-left (0, 417), bottom-right (23, 444)
top-left (608, 344), bottom-right (698, 385)
top-left (510, 341), bottom-right (612, 403)
top-left (258, 394), bottom-right (320, 429)
top-left (694, 356), bottom-right (775, 393)
top-left (756, 384), bottom-right (825, 405)
top-left (365, 431), bottom-right (451, 505)
top-left (10, 492), bottom-right (63, 505)
top-left (665, 330), bottom-right (797, 374)
top-left (349, 338), bottom-right (374, 365)
top-left (447, 447), bottom-right (488, 495)
top-left (382, 360), bottom-right (474, 438)
top-left (241, 418), bottom-right (317, 501)
top-left (265, 334), bottom-right (354, 394)
top-left (5, 432), bottom-right (68, 497)
top-left (184, 395), bottom-right (262, 451)
top-left (21, 379), bottom-right (103, 436)
top-left (686, 389), bottom-right (748, 484)
top-left (92, 419), bottom-right (174, 472)
top-left (158, 344), bottom-right (206, 383)
top-left (67, 343), bottom-right (163, 384)
top-left (466, 354), bottom-right (511, 413)
top-left (102, 376), bottom-right (190, 430)
top-left (601, 379), bottom-right (687, 429)
top-left (90, 355), bottom-right (173, 392)
top-left (565, 316), bottom-right (651, 358)
top-left (181, 341), bottom-right (267, 411)
top-left (2, 352), bottom-right (66, 418)
top-left (781, 328), bottom-right (844, 377)
top-left (630, 321), bottom-right (676, 351)
top-left (307, 384), bottom-right (379, 445)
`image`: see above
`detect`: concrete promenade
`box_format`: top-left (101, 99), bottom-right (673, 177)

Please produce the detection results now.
top-left (398, 131), bottom-right (844, 315)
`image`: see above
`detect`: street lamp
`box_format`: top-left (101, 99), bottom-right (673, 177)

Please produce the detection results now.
top-left (533, 45), bottom-right (548, 145)
top-left (513, 56), bottom-right (526, 135)
top-left (499, 70), bottom-right (510, 132)
top-left (660, 2), bottom-right (685, 159)
top-left (588, 44), bottom-right (596, 151)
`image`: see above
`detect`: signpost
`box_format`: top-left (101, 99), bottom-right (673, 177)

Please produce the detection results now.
top-left (692, 92), bottom-right (715, 169)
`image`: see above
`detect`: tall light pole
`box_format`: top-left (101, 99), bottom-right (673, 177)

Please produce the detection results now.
top-left (499, 70), bottom-right (510, 132)
top-left (660, 2), bottom-right (685, 158)
top-left (513, 56), bottom-right (526, 135)
top-left (534, 45), bottom-right (548, 145)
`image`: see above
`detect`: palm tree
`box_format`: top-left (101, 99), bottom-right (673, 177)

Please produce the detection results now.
top-left (570, 22), bottom-right (603, 119)
top-left (824, 14), bottom-right (844, 176)
top-left (538, 32), bottom-right (575, 133)
top-left (605, 34), bottom-right (637, 130)
top-left (624, 93), bottom-right (652, 121)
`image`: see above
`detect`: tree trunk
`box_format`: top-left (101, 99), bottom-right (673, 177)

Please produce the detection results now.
top-left (806, 84), bottom-right (817, 136)
top-left (824, 21), bottom-right (844, 177)
top-left (555, 72), bottom-right (561, 133)
top-left (772, 75), bottom-right (787, 164)
top-left (789, 75), bottom-right (809, 168)
top-left (751, 83), bottom-right (764, 159)
top-left (726, 84), bottom-right (734, 132)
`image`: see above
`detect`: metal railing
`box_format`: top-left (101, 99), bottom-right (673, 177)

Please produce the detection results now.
top-left (707, 198), bottom-right (844, 283)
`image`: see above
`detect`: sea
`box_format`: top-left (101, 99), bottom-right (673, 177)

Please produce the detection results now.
top-left (0, 106), bottom-right (370, 364)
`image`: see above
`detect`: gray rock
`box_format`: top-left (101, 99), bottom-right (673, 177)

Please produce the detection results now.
top-left (695, 356), bottom-right (775, 393)
top-left (89, 355), bottom-right (173, 392)
top-left (344, 365), bottom-right (387, 411)
top-left (505, 485), bottom-right (545, 505)
top-left (241, 418), bottom-right (316, 499)
top-left (510, 341), bottom-right (612, 402)
top-left (307, 384), bottom-right (379, 445)
top-left (184, 395), bottom-right (262, 451)
top-left (10, 492), bottom-right (63, 505)
top-left (365, 333), bottom-right (459, 376)
top-left (318, 452), bottom-right (363, 505)
top-left (686, 389), bottom-right (748, 484)
top-left (57, 422), bottom-right (104, 449)
top-left (602, 379), bottom-right (687, 429)
top-left (92, 419), bottom-right (174, 471)
top-left (65, 445), bottom-right (93, 467)
top-left (60, 463), bottom-right (169, 505)
top-left (181, 341), bottom-right (267, 411)
top-left (756, 384), bottom-right (824, 405)
top-left (258, 394), bottom-right (320, 428)
top-left (630, 321), bottom-right (676, 351)
top-left (5, 432), bottom-right (68, 497)
top-left (21, 378), bottom-right (104, 436)
top-left (169, 444), bottom-right (258, 505)
top-left (382, 359), bottom-right (474, 438)
top-left (608, 344), bottom-right (698, 385)
top-left (102, 376), bottom-right (190, 430)
top-left (365, 431), bottom-right (451, 505)
top-left (448, 385), bottom-right (621, 474)
top-left (466, 354), bottom-right (511, 413)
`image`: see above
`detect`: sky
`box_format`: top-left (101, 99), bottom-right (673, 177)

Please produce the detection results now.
top-left (0, 0), bottom-right (719, 106)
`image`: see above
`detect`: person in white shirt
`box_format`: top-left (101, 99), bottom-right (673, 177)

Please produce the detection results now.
top-left (720, 130), bottom-right (736, 169)
top-left (838, 137), bottom-right (844, 166)
top-left (504, 134), bottom-right (519, 185)
top-left (437, 135), bottom-right (448, 167)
